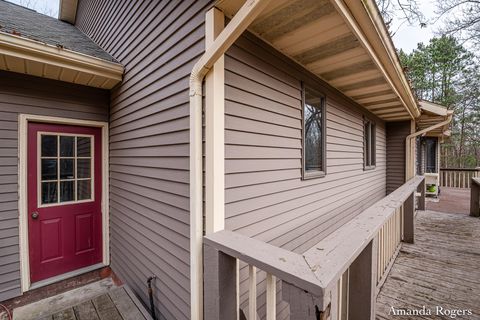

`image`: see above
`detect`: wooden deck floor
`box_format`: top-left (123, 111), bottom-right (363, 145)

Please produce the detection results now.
top-left (12, 279), bottom-right (152, 320)
top-left (37, 287), bottom-right (151, 320)
top-left (376, 210), bottom-right (480, 320)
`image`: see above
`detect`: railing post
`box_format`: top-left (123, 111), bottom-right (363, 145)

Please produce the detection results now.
top-left (282, 282), bottom-right (325, 320)
top-left (417, 178), bottom-right (425, 211)
top-left (348, 237), bottom-right (378, 320)
top-left (403, 192), bottom-right (415, 243)
top-left (203, 243), bottom-right (237, 320)
top-left (470, 178), bottom-right (480, 217)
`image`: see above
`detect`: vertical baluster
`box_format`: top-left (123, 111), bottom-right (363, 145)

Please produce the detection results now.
top-left (249, 266), bottom-right (257, 320)
top-left (266, 273), bottom-right (276, 320)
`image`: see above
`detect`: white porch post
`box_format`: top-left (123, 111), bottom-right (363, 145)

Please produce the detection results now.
top-left (205, 7), bottom-right (225, 235)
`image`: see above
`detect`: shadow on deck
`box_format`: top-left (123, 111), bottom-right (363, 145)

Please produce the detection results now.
top-left (376, 209), bottom-right (480, 319)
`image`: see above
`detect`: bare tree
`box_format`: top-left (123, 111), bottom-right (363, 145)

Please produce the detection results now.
top-left (376, 0), bottom-right (426, 35)
top-left (436, 0), bottom-right (480, 49)
top-left (14, 0), bottom-right (58, 18)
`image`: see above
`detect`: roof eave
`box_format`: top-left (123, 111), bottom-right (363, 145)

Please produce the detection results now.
top-left (58, 0), bottom-right (78, 24)
top-left (339, 0), bottom-right (421, 119)
top-left (0, 31), bottom-right (123, 89)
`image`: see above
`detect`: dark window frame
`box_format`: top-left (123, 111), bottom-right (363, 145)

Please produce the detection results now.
top-left (301, 82), bottom-right (327, 179)
top-left (363, 117), bottom-right (376, 170)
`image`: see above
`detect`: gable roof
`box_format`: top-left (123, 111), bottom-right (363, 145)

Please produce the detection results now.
top-left (0, 0), bottom-right (123, 89)
top-left (0, 0), bottom-right (113, 62)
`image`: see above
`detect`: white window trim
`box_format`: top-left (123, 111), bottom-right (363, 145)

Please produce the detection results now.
top-left (18, 114), bottom-right (109, 292)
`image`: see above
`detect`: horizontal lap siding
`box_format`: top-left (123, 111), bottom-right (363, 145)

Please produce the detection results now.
top-left (225, 35), bottom-right (387, 253)
top-left (75, 1), bottom-right (212, 319)
top-left (226, 35), bottom-right (387, 320)
top-left (386, 121), bottom-right (410, 194)
top-left (0, 71), bottom-right (108, 301)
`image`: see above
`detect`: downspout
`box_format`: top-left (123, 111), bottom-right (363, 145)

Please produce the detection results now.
top-left (405, 115), bottom-right (452, 180)
top-left (189, 1), bottom-right (273, 319)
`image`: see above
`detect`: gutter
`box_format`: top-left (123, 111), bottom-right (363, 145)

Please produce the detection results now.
top-left (338, 0), bottom-right (420, 119)
top-left (189, 1), bottom-right (273, 319)
top-left (0, 31), bottom-right (123, 89)
top-left (405, 115), bottom-right (453, 180)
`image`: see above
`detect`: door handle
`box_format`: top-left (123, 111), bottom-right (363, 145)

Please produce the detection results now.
top-left (31, 211), bottom-right (39, 219)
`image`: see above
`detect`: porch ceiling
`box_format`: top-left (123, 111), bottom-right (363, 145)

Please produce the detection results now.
top-left (216, 0), bottom-right (420, 121)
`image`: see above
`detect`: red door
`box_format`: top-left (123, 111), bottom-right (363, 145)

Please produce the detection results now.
top-left (28, 123), bottom-right (102, 283)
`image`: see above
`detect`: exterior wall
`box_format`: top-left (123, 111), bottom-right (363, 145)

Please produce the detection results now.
top-left (386, 121), bottom-right (411, 194)
top-left (0, 70), bottom-right (108, 301)
top-left (225, 34), bottom-right (387, 318)
top-left (225, 34), bottom-right (387, 253)
top-left (75, 1), bottom-right (213, 319)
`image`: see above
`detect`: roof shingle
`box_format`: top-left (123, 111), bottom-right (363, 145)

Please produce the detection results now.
top-left (0, 0), bottom-right (115, 62)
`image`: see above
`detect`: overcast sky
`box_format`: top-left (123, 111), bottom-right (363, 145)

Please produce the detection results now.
top-left (7, 0), bottom-right (59, 18)
top-left (390, 0), bottom-right (437, 53)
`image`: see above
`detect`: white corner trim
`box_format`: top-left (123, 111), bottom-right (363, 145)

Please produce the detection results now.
top-left (18, 114), bottom-right (109, 292)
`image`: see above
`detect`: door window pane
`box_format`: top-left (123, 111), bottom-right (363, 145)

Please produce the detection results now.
top-left (42, 182), bottom-right (58, 204)
top-left (60, 159), bottom-right (75, 179)
top-left (39, 133), bottom-right (94, 205)
top-left (60, 181), bottom-right (74, 202)
top-left (77, 137), bottom-right (91, 157)
top-left (41, 135), bottom-right (57, 157)
top-left (41, 159), bottom-right (57, 180)
top-left (77, 159), bottom-right (91, 179)
top-left (77, 180), bottom-right (91, 200)
top-left (60, 136), bottom-right (74, 157)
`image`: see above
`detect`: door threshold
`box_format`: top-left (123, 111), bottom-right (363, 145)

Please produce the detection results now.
top-left (29, 263), bottom-right (105, 291)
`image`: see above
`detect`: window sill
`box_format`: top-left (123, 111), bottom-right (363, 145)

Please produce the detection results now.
top-left (302, 171), bottom-right (326, 180)
top-left (364, 165), bottom-right (376, 171)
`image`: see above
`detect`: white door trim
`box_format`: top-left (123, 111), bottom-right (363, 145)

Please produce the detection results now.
top-left (18, 114), bottom-right (109, 292)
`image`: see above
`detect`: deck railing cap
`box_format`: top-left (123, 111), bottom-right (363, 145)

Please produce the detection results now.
top-left (204, 176), bottom-right (425, 310)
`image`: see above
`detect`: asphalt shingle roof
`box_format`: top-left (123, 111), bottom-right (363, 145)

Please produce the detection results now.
top-left (0, 0), bottom-right (115, 62)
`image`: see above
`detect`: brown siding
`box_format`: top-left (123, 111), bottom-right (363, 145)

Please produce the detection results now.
top-left (225, 34), bottom-right (387, 318)
top-left (75, 1), bottom-right (213, 319)
top-left (225, 34), bottom-right (387, 253)
top-left (0, 71), bottom-right (108, 301)
top-left (386, 121), bottom-right (411, 194)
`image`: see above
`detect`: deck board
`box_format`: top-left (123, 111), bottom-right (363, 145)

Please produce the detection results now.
top-left (14, 281), bottom-right (151, 320)
top-left (376, 210), bottom-right (480, 320)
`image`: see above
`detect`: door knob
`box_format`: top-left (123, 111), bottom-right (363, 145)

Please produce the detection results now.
top-left (31, 211), bottom-right (39, 219)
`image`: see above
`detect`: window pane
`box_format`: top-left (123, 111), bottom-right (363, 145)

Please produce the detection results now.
top-left (60, 181), bottom-right (74, 202)
top-left (41, 159), bottom-right (57, 180)
top-left (42, 182), bottom-right (58, 204)
top-left (77, 159), bottom-right (91, 179)
top-left (60, 159), bottom-right (75, 179)
top-left (77, 137), bottom-right (91, 157)
top-left (304, 87), bottom-right (324, 172)
top-left (41, 135), bottom-right (57, 157)
top-left (370, 125), bottom-right (376, 166)
top-left (426, 138), bottom-right (437, 173)
top-left (364, 122), bottom-right (370, 166)
top-left (77, 180), bottom-right (91, 200)
top-left (60, 136), bottom-right (74, 157)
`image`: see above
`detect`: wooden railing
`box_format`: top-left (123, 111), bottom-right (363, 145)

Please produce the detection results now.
top-left (377, 205), bottom-right (403, 286)
top-left (203, 176), bottom-right (425, 320)
top-left (440, 168), bottom-right (480, 188)
top-left (471, 178), bottom-right (480, 217)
